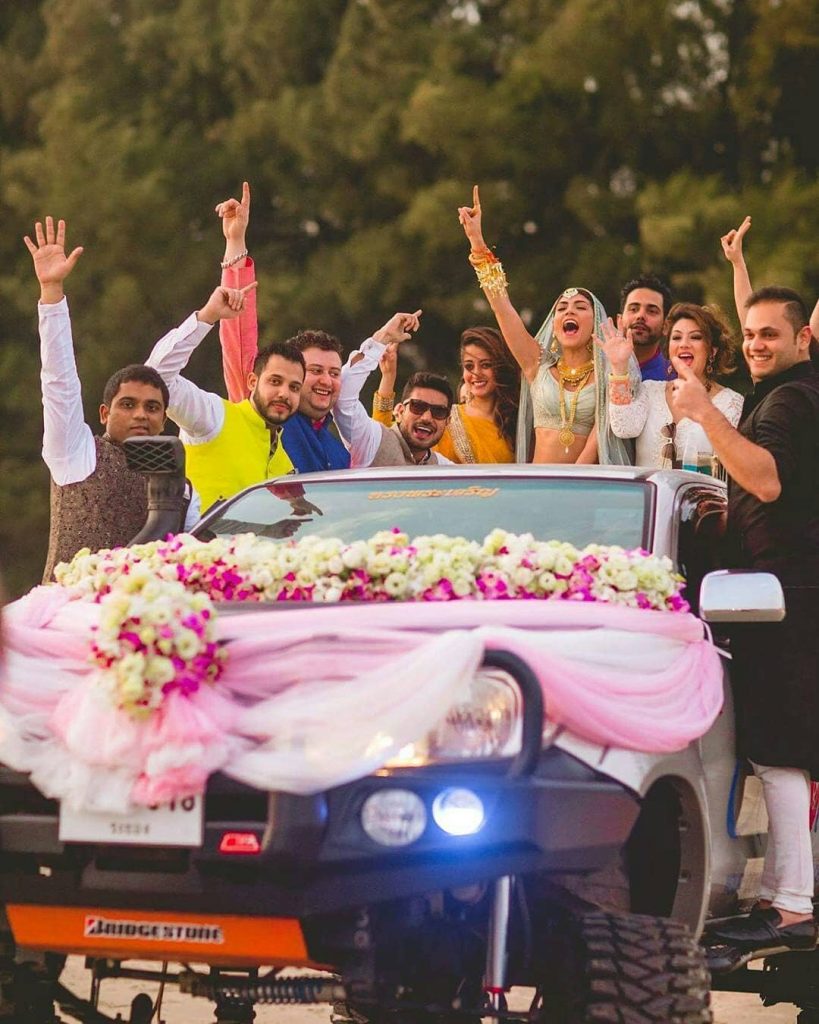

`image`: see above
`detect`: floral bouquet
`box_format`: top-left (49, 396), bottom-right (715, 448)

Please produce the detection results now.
top-left (57, 528), bottom-right (688, 613)
top-left (90, 568), bottom-right (226, 719)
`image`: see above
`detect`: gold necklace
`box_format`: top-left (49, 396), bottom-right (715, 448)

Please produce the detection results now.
top-left (556, 365), bottom-right (594, 451)
top-left (557, 358), bottom-right (594, 384)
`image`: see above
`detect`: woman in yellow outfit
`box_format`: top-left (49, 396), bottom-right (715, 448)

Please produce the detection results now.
top-left (372, 326), bottom-right (519, 463)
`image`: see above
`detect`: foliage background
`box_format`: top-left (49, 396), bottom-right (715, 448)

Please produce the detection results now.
top-left (1, 0), bottom-right (817, 596)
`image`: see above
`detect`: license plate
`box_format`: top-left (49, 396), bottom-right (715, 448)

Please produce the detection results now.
top-left (59, 796), bottom-right (204, 847)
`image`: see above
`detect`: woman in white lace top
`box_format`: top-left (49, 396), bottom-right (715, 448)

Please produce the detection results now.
top-left (597, 302), bottom-right (744, 469)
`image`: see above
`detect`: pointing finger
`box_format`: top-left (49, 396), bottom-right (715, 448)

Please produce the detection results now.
top-left (242, 181), bottom-right (251, 210)
top-left (472, 184), bottom-right (480, 210)
top-left (35, 221), bottom-right (45, 247)
top-left (736, 215), bottom-right (751, 239)
top-left (240, 281), bottom-right (258, 295)
top-left (56, 219), bottom-right (66, 249)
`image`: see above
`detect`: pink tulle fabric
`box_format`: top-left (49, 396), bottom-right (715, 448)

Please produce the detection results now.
top-left (0, 587), bottom-right (725, 812)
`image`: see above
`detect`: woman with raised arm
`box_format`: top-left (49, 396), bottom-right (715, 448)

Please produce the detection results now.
top-left (458, 186), bottom-right (636, 464)
top-left (599, 303), bottom-right (743, 470)
top-left (372, 325), bottom-right (519, 463)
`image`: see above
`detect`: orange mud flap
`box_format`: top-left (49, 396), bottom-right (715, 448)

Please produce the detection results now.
top-left (6, 904), bottom-right (321, 968)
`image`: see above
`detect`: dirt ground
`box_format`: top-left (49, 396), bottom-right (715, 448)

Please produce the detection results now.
top-left (59, 958), bottom-right (800, 1023)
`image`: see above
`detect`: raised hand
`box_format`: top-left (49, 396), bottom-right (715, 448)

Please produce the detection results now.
top-left (668, 363), bottom-right (712, 423)
top-left (595, 316), bottom-right (634, 375)
top-left (372, 309), bottom-right (422, 346)
top-left (215, 181), bottom-right (251, 244)
top-left (720, 215), bottom-right (751, 265)
top-left (24, 217), bottom-right (84, 302)
top-left (457, 184), bottom-right (486, 251)
top-left (197, 281), bottom-right (258, 325)
top-left (378, 341), bottom-right (399, 382)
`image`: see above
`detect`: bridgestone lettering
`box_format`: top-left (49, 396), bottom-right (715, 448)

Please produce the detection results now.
top-left (84, 916), bottom-right (224, 944)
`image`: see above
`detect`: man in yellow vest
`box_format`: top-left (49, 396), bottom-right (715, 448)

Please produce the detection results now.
top-left (146, 284), bottom-right (305, 511)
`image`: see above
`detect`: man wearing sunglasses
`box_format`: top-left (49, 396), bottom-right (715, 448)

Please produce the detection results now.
top-left (335, 311), bottom-right (454, 466)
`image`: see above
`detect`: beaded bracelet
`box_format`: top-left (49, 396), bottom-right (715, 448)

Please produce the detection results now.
top-left (221, 249), bottom-right (248, 269)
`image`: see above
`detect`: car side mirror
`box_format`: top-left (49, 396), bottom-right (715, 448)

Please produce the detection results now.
top-left (699, 570), bottom-right (785, 623)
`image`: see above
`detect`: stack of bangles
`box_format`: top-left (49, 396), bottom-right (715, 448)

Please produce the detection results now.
top-left (373, 391), bottom-right (395, 413)
top-left (608, 371), bottom-right (632, 404)
top-left (469, 247), bottom-right (508, 295)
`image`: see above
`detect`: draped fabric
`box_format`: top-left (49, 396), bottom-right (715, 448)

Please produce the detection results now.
top-left (0, 589), bottom-right (724, 812)
top-left (515, 289), bottom-right (640, 465)
top-left (281, 411), bottom-right (351, 472)
top-left (435, 405), bottom-right (515, 464)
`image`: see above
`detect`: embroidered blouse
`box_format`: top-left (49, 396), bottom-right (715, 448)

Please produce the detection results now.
top-left (530, 366), bottom-right (596, 436)
top-left (608, 380), bottom-right (744, 468)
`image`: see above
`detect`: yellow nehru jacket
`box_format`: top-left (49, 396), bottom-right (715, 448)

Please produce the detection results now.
top-left (185, 398), bottom-right (294, 511)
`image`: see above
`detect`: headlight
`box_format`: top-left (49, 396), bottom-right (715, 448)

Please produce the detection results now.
top-left (432, 787), bottom-right (485, 836)
top-left (361, 789), bottom-right (427, 846)
top-left (385, 668), bottom-right (523, 767)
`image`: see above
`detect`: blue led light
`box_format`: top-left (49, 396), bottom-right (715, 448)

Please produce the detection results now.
top-left (432, 788), bottom-right (486, 836)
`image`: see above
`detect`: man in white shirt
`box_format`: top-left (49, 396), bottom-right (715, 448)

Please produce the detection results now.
top-left (334, 311), bottom-right (454, 467)
top-left (26, 216), bottom-right (247, 580)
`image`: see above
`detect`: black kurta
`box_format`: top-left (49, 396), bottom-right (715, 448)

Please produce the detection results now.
top-left (726, 361), bottom-right (819, 776)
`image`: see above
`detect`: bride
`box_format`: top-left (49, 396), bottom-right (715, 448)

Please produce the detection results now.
top-left (458, 186), bottom-right (636, 464)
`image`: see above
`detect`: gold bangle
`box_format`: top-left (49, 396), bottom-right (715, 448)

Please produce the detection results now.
top-left (608, 372), bottom-right (631, 381)
top-left (474, 260), bottom-right (508, 295)
top-left (374, 391), bottom-right (395, 412)
top-left (468, 247), bottom-right (499, 268)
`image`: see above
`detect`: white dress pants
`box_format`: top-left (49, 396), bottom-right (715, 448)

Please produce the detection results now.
top-left (752, 762), bottom-right (815, 915)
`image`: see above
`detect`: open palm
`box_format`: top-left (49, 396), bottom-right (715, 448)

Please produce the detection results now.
top-left (595, 317), bottom-right (634, 374)
top-left (24, 217), bottom-right (83, 285)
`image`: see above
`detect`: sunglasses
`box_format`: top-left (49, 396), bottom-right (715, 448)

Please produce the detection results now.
top-left (660, 421), bottom-right (680, 469)
top-left (406, 398), bottom-right (450, 421)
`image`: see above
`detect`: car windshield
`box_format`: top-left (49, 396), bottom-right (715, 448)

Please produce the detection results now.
top-left (198, 476), bottom-right (650, 550)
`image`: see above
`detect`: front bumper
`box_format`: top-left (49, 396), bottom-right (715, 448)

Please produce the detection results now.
top-left (0, 751), bottom-right (638, 918)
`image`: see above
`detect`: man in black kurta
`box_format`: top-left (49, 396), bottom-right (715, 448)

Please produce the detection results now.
top-left (670, 285), bottom-right (819, 955)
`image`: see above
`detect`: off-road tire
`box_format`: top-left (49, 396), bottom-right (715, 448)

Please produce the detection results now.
top-left (543, 911), bottom-right (712, 1023)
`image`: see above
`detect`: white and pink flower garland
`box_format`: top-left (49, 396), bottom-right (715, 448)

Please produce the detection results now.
top-left (54, 529), bottom-right (689, 721)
